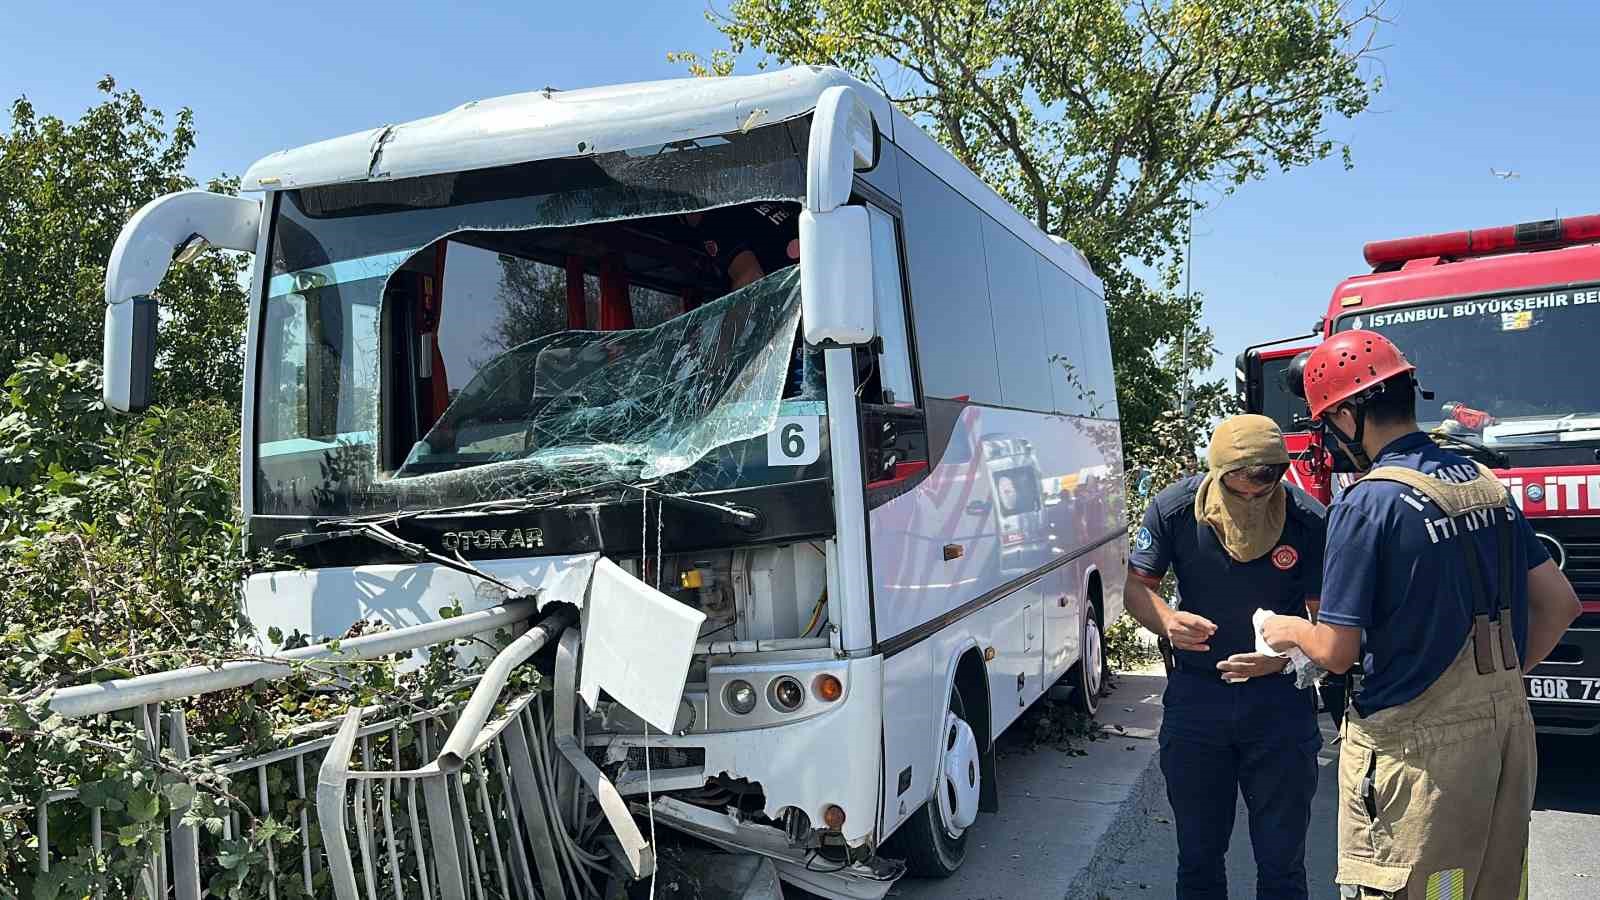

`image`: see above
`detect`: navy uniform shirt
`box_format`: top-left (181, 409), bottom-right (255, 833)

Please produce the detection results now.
top-left (1131, 475), bottom-right (1328, 673)
top-left (1319, 432), bottom-right (1548, 715)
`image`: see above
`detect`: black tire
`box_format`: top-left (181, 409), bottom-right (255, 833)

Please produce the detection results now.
top-left (1068, 601), bottom-right (1107, 716)
top-left (883, 688), bottom-right (978, 877)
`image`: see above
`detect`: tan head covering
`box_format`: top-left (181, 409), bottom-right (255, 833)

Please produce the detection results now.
top-left (1194, 414), bottom-right (1291, 563)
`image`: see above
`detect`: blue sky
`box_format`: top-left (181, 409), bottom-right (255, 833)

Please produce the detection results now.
top-left (6, 0), bottom-right (1600, 391)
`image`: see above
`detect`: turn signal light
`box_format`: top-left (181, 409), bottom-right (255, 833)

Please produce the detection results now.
top-left (822, 804), bottom-right (846, 830)
top-left (814, 673), bottom-right (843, 702)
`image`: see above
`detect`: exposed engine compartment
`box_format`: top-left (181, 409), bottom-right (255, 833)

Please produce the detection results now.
top-left (628, 542), bottom-right (832, 648)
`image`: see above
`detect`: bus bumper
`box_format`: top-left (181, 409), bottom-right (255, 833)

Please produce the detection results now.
top-left (592, 654), bottom-right (885, 846)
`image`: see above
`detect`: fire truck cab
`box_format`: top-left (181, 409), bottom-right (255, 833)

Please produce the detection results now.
top-left (1240, 213), bottom-right (1600, 736)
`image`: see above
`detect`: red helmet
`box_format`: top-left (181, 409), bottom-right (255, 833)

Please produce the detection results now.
top-left (1303, 330), bottom-right (1416, 420)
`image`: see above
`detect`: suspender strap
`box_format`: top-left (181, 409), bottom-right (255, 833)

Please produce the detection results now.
top-left (1497, 507), bottom-right (1520, 671)
top-left (1458, 527), bottom-right (1499, 676)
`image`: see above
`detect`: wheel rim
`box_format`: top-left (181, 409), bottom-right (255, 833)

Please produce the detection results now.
top-left (1084, 617), bottom-right (1104, 698)
top-left (935, 710), bottom-right (981, 839)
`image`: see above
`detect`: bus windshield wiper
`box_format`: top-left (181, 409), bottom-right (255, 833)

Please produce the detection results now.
top-left (1428, 431), bottom-right (1510, 468)
top-left (274, 521), bottom-right (523, 594)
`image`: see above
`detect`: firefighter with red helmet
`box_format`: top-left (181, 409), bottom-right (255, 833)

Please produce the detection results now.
top-left (1259, 329), bottom-right (1580, 898)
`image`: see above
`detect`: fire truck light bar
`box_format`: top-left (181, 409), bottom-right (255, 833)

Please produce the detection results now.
top-left (1363, 213), bottom-right (1600, 268)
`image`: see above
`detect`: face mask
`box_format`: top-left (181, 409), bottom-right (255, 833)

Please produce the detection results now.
top-left (1194, 414), bottom-right (1292, 563)
top-left (1322, 407), bottom-right (1373, 471)
top-left (1197, 475), bottom-right (1286, 563)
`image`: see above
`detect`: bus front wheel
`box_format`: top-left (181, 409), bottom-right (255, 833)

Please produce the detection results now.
top-left (885, 687), bottom-right (979, 877)
top-left (1067, 601), bottom-right (1106, 716)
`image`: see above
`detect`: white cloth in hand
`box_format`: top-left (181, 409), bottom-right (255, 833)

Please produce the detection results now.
top-left (1250, 608), bottom-right (1318, 686)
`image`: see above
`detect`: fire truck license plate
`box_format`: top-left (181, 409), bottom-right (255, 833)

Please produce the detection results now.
top-left (1524, 676), bottom-right (1600, 703)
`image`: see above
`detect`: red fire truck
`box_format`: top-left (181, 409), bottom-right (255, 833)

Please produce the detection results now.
top-left (1239, 213), bottom-right (1600, 736)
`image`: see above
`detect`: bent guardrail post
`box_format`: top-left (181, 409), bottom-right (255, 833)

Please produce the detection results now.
top-left (436, 605), bottom-right (577, 773)
top-left (554, 628), bottom-right (654, 879)
top-left (317, 709), bottom-right (363, 900)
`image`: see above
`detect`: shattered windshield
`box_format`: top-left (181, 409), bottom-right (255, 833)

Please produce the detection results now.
top-left (399, 268), bottom-right (807, 482)
top-left (255, 120), bottom-right (831, 518)
top-left (1337, 287), bottom-right (1600, 442)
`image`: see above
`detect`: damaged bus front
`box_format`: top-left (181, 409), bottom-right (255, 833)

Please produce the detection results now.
top-left (101, 67), bottom-right (1125, 898)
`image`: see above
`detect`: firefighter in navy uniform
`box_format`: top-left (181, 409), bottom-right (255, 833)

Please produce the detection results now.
top-left (1125, 414), bottom-right (1326, 900)
top-left (1261, 330), bottom-right (1581, 899)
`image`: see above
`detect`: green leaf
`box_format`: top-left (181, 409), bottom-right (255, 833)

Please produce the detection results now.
top-left (126, 788), bottom-right (161, 822)
top-left (75, 779), bottom-right (117, 809)
top-left (162, 781), bottom-right (197, 809)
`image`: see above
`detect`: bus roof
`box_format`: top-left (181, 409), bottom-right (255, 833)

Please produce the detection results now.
top-left (239, 65), bottom-right (1103, 293)
top-left (1326, 241), bottom-right (1600, 322)
top-left (241, 66), bottom-right (894, 193)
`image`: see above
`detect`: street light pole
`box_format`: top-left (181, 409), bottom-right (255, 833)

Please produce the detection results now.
top-left (1178, 184), bottom-right (1194, 416)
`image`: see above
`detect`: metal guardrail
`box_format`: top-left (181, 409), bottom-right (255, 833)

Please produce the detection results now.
top-left (47, 599), bottom-right (542, 719)
top-left (316, 607), bottom-right (582, 900)
top-left (31, 600), bottom-right (547, 898)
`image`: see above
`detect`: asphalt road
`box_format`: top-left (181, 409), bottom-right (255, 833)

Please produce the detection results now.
top-left (1100, 724), bottom-right (1600, 899)
top-left (1530, 732), bottom-right (1600, 899)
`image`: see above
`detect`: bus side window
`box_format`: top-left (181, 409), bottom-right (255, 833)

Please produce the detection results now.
top-left (866, 205), bottom-right (917, 408)
top-left (860, 203), bottom-right (928, 492)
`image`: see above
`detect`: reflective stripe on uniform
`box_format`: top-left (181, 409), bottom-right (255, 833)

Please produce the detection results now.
top-left (1423, 868), bottom-right (1464, 900)
top-left (1519, 846), bottom-right (1529, 900)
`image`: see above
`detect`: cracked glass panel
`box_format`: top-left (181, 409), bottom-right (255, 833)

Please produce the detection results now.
top-left (398, 267), bottom-right (806, 487)
top-left (255, 119), bottom-right (827, 518)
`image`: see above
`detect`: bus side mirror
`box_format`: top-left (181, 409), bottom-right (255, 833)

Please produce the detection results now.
top-left (806, 86), bottom-right (877, 214)
top-left (103, 190), bottom-right (261, 412)
top-left (800, 206), bottom-right (875, 346)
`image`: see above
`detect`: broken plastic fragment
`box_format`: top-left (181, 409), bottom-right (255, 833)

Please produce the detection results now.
top-left (579, 557), bottom-right (706, 732)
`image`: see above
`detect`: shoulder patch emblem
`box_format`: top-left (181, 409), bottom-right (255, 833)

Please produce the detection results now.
top-left (1270, 544), bottom-right (1299, 571)
top-left (1134, 526), bottom-right (1154, 552)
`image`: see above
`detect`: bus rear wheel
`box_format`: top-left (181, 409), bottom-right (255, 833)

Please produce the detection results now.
top-left (886, 687), bottom-right (980, 877)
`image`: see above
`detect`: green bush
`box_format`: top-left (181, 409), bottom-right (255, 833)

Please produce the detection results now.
top-left (0, 357), bottom-right (505, 897)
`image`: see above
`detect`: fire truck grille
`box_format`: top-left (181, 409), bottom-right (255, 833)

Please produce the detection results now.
top-left (1530, 519), bottom-right (1600, 599)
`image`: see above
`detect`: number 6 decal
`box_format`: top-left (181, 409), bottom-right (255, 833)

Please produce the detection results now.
top-left (768, 416), bottom-right (821, 466)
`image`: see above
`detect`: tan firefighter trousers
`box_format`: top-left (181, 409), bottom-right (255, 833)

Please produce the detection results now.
top-left (1336, 636), bottom-right (1535, 899)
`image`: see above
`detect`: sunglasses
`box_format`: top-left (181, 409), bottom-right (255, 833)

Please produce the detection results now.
top-left (1220, 474), bottom-right (1279, 500)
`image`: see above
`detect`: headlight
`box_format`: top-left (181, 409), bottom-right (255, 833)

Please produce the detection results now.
top-left (724, 680), bottom-right (758, 715)
top-left (768, 675), bottom-right (805, 713)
